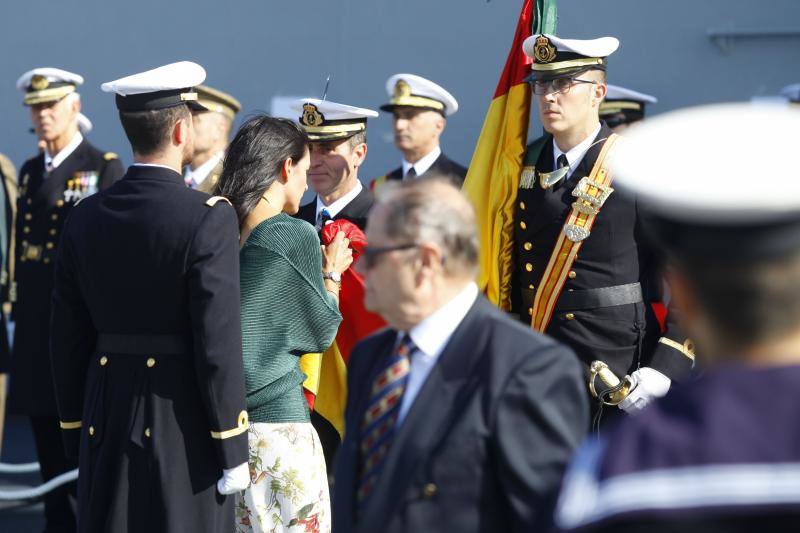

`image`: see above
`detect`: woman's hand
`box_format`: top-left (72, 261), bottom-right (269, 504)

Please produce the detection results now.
top-left (322, 231), bottom-right (354, 275)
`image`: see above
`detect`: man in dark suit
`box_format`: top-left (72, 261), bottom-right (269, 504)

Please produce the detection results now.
top-left (10, 67), bottom-right (124, 532)
top-left (554, 104), bottom-right (800, 533)
top-left (333, 178), bottom-right (588, 533)
top-left (50, 61), bottom-right (249, 532)
top-left (371, 74), bottom-right (467, 193)
top-left (511, 35), bottom-right (694, 423)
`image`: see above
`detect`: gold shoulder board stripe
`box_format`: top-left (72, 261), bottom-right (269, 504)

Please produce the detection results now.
top-left (205, 196), bottom-right (232, 207)
top-left (103, 152), bottom-right (118, 161)
top-left (371, 174), bottom-right (389, 193)
top-left (658, 337), bottom-right (696, 361)
top-left (210, 410), bottom-right (249, 440)
top-left (59, 420), bottom-right (82, 430)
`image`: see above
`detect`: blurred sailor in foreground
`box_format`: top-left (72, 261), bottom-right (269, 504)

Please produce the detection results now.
top-left (184, 84), bottom-right (241, 193)
top-left (511, 35), bottom-right (693, 424)
top-left (11, 67), bottom-right (123, 532)
top-left (333, 179), bottom-right (588, 533)
top-left (599, 84), bottom-right (657, 132)
top-left (555, 103), bottom-right (800, 532)
top-left (50, 61), bottom-right (249, 532)
top-left (372, 74), bottom-right (467, 193)
top-left (294, 98), bottom-right (377, 231)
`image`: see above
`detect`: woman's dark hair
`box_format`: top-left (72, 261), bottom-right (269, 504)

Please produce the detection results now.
top-left (216, 114), bottom-right (309, 225)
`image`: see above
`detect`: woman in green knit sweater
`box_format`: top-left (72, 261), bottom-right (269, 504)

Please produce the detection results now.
top-left (217, 115), bottom-right (352, 533)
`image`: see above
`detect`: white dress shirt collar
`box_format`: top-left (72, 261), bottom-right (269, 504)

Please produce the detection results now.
top-left (185, 151), bottom-right (223, 188)
top-left (45, 132), bottom-right (83, 171)
top-left (552, 122), bottom-right (601, 179)
top-left (401, 145), bottom-right (441, 179)
top-left (395, 282), bottom-right (479, 425)
top-left (315, 179), bottom-right (363, 220)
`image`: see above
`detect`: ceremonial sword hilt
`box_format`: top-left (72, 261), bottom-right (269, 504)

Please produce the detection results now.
top-left (588, 361), bottom-right (634, 406)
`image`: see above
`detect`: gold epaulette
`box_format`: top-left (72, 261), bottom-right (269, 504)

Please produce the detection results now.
top-left (59, 420), bottom-right (82, 430)
top-left (103, 152), bottom-right (118, 161)
top-left (370, 175), bottom-right (388, 192)
top-left (210, 410), bottom-right (249, 440)
top-left (205, 196), bottom-right (232, 207)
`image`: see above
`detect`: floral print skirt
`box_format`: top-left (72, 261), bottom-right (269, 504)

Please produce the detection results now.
top-left (235, 422), bottom-right (331, 533)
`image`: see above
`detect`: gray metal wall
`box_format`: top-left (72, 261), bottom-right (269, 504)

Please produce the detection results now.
top-left (2, 0), bottom-right (799, 181)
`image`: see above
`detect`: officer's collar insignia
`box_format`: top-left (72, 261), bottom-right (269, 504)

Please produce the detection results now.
top-left (30, 75), bottom-right (50, 91)
top-left (394, 79), bottom-right (412, 99)
top-left (538, 166), bottom-right (569, 189)
top-left (533, 35), bottom-right (557, 63)
top-left (301, 103), bottom-right (324, 127)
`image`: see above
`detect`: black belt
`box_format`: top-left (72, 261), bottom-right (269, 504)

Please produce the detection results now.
top-left (96, 333), bottom-right (187, 355)
top-left (521, 282), bottom-right (643, 312)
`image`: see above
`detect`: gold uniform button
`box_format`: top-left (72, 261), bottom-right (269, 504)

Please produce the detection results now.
top-left (528, 307), bottom-right (533, 316)
top-left (24, 213), bottom-right (32, 221)
top-left (26, 199), bottom-right (32, 205)
top-left (422, 483), bottom-right (438, 498)
top-left (519, 201), bottom-right (526, 211)
top-left (23, 227), bottom-right (30, 234)
top-left (100, 356), bottom-right (108, 366)
top-left (565, 313), bottom-right (575, 320)
top-left (145, 428), bottom-right (151, 438)
top-left (523, 242), bottom-right (533, 251)
top-left (525, 263), bottom-right (533, 272)
top-left (49, 229), bottom-right (57, 236)
top-left (43, 258), bottom-right (51, 264)
top-left (146, 358), bottom-right (156, 368)
top-left (89, 426), bottom-right (95, 436)
top-left (519, 221), bottom-right (527, 230)
top-left (56, 199), bottom-right (65, 207)
top-left (568, 270), bottom-right (576, 279)
top-left (528, 284), bottom-right (535, 290)
top-left (46, 242), bottom-right (54, 250)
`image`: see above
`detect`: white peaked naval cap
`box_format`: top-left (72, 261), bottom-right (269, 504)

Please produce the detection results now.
top-left (292, 98), bottom-right (379, 141)
top-left (101, 61), bottom-right (207, 112)
top-left (17, 67), bottom-right (84, 106)
top-left (613, 103), bottom-right (800, 223)
top-left (604, 85), bottom-right (657, 104)
top-left (381, 73), bottom-right (458, 116)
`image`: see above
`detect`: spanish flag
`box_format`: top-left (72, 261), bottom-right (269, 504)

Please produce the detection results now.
top-left (462, 0), bottom-right (557, 310)
top-left (299, 220), bottom-right (385, 436)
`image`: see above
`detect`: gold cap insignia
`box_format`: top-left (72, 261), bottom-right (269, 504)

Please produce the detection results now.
top-left (394, 79), bottom-right (412, 99)
top-left (533, 36), bottom-right (557, 63)
top-left (301, 103), bottom-right (324, 127)
top-left (30, 75), bottom-right (50, 91)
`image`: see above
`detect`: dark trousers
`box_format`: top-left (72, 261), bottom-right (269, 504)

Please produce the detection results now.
top-left (30, 415), bottom-right (78, 533)
top-left (310, 410), bottom-right (341, 478)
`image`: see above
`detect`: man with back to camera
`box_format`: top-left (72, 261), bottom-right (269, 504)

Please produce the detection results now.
top-left (509, 35), bottom-right (694, 424)
top-left (10, 66), bottom-right (123, 532)
top-left (332, 178), bottom-right (588, 533)
top-left (371, 74), bottom-right (467, 194)
top-left (49, 61), bottom-right (250, 532)
top-left (554, 103), bottom-right (800, 533)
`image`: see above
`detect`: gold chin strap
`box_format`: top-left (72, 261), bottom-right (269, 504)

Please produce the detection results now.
top-left (589, 361), bottom-right (634, 406)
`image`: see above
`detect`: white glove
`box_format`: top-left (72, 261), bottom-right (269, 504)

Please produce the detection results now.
top-left (217, 461), bottom-right (250, 495)
top-left (618, 367), bottom-right (671, 415)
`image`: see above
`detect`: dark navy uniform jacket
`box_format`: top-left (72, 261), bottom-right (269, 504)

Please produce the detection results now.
top-left (9, 139), bottom-right (123, 415)
top-left (554, 364), bottom-right (800, 532)
top-left (50, 164), bottom-right (249, 532)
top-left (296, 185), bottom-right (374, 230)
top-left (372, 152), bottom-right (467, 192)
top-left (512, 124), bottom-right (693, 385)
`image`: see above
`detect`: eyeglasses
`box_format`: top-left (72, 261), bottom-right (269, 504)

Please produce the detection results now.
top-left (360, 243), bottom-right (418, 269)
top-left (531, 77), bottom-right (597, 95)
